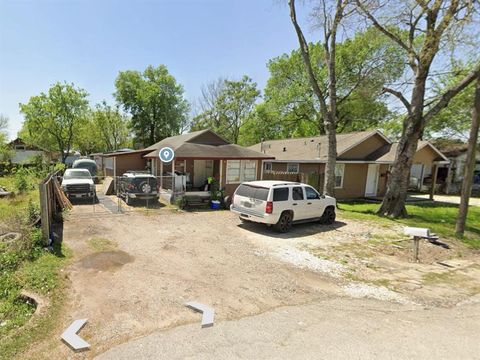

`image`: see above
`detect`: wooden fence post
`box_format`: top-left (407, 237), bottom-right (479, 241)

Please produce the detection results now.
top-left (39, 181), bottom-right (50, 245)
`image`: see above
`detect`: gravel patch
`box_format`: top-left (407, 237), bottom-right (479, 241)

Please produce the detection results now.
top-left (274, 246), bottom-right (344, 278)
top-left (343, 283), bottom-right (412, 304)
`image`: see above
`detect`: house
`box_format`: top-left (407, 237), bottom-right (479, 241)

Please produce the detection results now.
top-left (103, 129), bottom-right (273, 198)
top-left (433, 140), bottom-right (480, 194)
top-left (249, 130), bottom-right (450, 199)
top-left (7, 138), bottom-right (57, 164)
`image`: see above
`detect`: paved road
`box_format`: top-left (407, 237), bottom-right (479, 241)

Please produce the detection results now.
top-left (412, 194), bottom-right (480, 206)
top-left (96, 298), bottom-right (480, 360)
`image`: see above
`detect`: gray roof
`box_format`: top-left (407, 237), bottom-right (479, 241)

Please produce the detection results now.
top-left (249, 130), bottom-right (388, 162)
top-left (143, 129), bottom-right (274, 159)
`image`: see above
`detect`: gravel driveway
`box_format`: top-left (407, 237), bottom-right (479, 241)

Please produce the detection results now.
top-left (26, 208), bottom-right (480, 359)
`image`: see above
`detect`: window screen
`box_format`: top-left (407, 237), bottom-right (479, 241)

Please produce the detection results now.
top-left (292, 186), bottom-right (304, 200)
top-left (273, 187), bottom-right (289, 201)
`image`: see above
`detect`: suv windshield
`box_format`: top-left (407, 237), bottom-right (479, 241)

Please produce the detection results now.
top-left (236, 184), bottom-right (269, 201)
top-left (64, 170), bottom-right (92, 180)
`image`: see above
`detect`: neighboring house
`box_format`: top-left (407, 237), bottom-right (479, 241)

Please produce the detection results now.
top-left (249, 130), bottom-right (450, 199)
top-left (7, 138), bottom-right (57, 164)
top-left (103, 129), bottom-right (273, 197)
top-left (433, 140), bottom-right (480, 194)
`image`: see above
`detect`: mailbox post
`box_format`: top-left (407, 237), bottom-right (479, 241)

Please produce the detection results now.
top-left (403, 227), bottom-right (439, 262)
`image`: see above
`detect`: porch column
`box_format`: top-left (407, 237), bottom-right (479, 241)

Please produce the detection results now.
top-left (219, 160), bottom-right (224, 188)
top-left (429, 163), bottom-right (438, 200)
top-left (113, 156), bottom-right (117, 192)
top-left (160, 160), bottom-right (163, 191)
top-left (172, 160), bottom-right (175, 193)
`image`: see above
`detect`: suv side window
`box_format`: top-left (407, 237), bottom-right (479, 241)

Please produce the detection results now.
top-left (292, 186), bottom-right (304, 200)
top-left (305, 186), bottom-right (320, 200)
top-left (273, 187), bottom-right (289, 201)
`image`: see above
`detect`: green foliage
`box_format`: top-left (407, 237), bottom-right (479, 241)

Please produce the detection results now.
top-left (425, 63), bottom-right (477, 140)
top-left (191, 76), bottom-right (260, 144)
top-left (115, 65), bottom-right (189, 147)
top-left (0, 194), bottom-right (68, 353)
top-left (256, 27), bottom-right (406, 140)
top-left (19, 82), bottom-right (89, 163)
top-left (92, 101), bottom-right (131, 151)
top-left (338, 201), bottom-right (480, 248)
top-left (14, 168), bottom-right (31, 193)
top-left (0, 115), bottom-right (13, 162)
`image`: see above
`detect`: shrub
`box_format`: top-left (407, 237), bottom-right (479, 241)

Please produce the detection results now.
top-left (14, 168), bottom-right (30, 193)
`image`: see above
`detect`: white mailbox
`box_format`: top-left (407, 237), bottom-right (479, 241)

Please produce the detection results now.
top-left (404, 227), bottom-right (430, 238)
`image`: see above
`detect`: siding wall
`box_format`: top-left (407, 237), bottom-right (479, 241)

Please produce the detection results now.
top-left (340, 134), bottom-right (387, 159)
top-left (105, 153), bottom-right (147, 177)
top-left (334, 163), bottom-right (368, 199)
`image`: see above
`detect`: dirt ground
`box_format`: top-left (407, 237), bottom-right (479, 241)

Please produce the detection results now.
top-left (25, 204), bottom-right (480, 359)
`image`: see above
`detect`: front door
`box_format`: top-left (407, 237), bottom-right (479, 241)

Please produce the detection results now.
top-left (365, 164), bottom-right (379, 197)
top-left (193, 160), bottom-right (214, 188)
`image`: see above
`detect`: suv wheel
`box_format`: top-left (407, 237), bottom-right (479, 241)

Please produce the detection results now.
top-left (274, 212), bottom-right (293, 233)
top-left (320, 207), bottom-right (336, 225)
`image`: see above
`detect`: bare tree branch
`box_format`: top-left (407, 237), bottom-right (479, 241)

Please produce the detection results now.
top-left (382, 87), bottom-right (412, 114)
top-left (355, 0), bottom-right (419, 70)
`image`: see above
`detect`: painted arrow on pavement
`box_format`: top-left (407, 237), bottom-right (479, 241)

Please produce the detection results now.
top-left (185, 301), bottom-right (215, 328)
top-left (61, 318), bottom-right (90, 351)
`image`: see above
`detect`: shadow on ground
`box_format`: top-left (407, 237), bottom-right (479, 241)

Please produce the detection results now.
top-left (238, 220), bottom-right (347, 239)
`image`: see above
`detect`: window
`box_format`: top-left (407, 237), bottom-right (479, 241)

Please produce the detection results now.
top-left (287, 163), bottom-right (299, 173)
top-left (236, 184), bottom-right (269, 200)
top-left (335, 164), bottom-right (345, 188)
top-left (292, 186), bottom-right (304, 200)
top-left (273, 187), bottom-right (289, 201)
top-left (264, 162), bottom-right (272, 172)
top-left (227, 160), bottom-right (241, 183)
top-left (242, 160), bottom-right (256, 181)
top-left (226, 160), bottom-right (257, 184)
top-left (305, 186), bottom-right (320, 200)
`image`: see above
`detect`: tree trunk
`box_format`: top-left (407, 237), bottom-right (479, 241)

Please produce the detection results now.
top-left (378, 70), bottom-right (428, 217)
top-left (324, 111), bottom-right (337, 196)
top-left (455, 75), bottom-right (480, 236)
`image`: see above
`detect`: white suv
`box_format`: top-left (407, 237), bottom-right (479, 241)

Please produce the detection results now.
top-left (230, 181), bottom-right (336, 233)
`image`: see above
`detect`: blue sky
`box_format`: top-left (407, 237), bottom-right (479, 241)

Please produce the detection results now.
top-left (0, 0), bottom-right (308, 139)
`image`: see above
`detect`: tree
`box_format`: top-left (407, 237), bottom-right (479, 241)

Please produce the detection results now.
top-left (0, 114), bottom-right (13, 161)
top-left (114, 65), bottom-right (189, 147)
top-left (92, 101), bottom-right (131, 152)
top-left (455, 74), bottom-right (480, 236)
top-left (19, 82), bottom-right (89, 163)
top-left (263, 28), bottom-right (405, 138)
top-left (426, 64), bottom-right (478, 140)
top-left (289, 0), bottom-right (349, 196)
top-left (356, 0), bottom-right (480, 217)
top-left (191, 76), bottom-right (260, 144)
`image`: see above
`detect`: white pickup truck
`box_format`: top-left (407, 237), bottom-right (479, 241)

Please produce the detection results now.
top-left (61, 168), bottom-right (96, 200)
top-left (230, 181), bottom-right (336, 233)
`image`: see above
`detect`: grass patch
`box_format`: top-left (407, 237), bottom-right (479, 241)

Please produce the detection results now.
top-left (338, 201), bottom-right (480, 249)
top-left (422, 271), bottom-right (471, 286)
top-left (87, 237), bottom-right (116, 252)
top-left (0, 240), bottom-right (70, 360)
top-left (0, 175), bottom-right (70, 359)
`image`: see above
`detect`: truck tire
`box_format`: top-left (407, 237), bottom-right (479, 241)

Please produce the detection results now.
top-left (274, 211), bottom-right (293, 233)
top-left (320, 207), bottom-right (336, 225)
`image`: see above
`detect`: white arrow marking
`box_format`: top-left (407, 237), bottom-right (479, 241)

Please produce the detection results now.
top-left (61, 318), bottom-right (90, 350)
top-left (185, 301), bottom-right (215, 328)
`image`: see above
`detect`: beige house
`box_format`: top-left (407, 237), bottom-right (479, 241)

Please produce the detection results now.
top-left (249, 130), bottom-right (450, 199)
